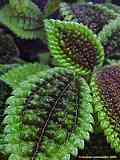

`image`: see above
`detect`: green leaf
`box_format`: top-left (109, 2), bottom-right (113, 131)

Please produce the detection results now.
top-left (0, 63), bottom-right (48, 89)
top-left (0, 2), bottom-right (43, 39)
top-left (45, 19), bottom-right (104, 76)
top-left (4, 67), bottom-right (93, 160)
top-left (104, 3), bottom-right (120, 14)
top-left (0, 80), bottom-right (12, 157)
top-left (90, 64), bottom-right (120, 153)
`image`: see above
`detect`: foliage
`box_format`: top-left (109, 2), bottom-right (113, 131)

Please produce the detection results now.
top-left (60, 2), bottom-right (119, 34)
top-left (3, 68), bottom-right (93, 160)
top-left (0, 63), bottom-right (48, 88)
top-left (0, 1), bottom-right (44, 39)
top-left (0, 80), bottom-right (12, 158)
top-left (104, 3), bottom-right (120, 14)
top-left (98, 17), bottom-right (120, 60)
top-left (90, 65), bottom-right (120, 153)
top-left (0, 0), bottom-right (120, 159)
top-left (45, 19), bottom-right (104, 76)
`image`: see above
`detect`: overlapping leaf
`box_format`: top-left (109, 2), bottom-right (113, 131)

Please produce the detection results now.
top-left (0, 63), bottom-right (48, 89)
top-left (0, 1), bottom-right (43, 39)
top-left (90, 65), bottom-right (120, 153)
top-left (3, 67), bottom-right (93, 160)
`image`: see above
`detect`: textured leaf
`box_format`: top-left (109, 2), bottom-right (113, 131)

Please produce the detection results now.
top-left (9, 0), bottom-right (31, 13)
top-left (60, 3), bottom-right (118, 34)
top-left (45, 19), bottom-right (104, 76)
top-left (98, 17), bottom-right (120, 60)
top-left (0, 63), bottom-right (48, 89)
top-left (4, 67), bottom-right (93, 160)
top-left (0, 1), bottom-right (43, 39)
top-left (90, 64), bottom-right (120, 153)
top-left (0, 80), bottom-right (12, 157)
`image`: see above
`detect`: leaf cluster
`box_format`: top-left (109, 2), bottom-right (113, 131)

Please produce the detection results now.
top-left (0, 1), bottom-right (120, 159)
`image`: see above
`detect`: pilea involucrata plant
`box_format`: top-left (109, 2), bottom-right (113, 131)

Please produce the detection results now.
top-left (3, 68), bottom-right (93, 160)
top-left (0, 0), bottom-right (120, 159)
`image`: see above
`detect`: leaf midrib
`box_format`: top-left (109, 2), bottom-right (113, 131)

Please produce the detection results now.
top-left (31, 81), bottom-right (72, 160)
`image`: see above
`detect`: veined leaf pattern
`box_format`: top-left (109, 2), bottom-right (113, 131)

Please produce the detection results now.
top-left (91, 65), bottom-right (120, 153)
top-left (45, 19), bottom-right (104, 76)
top-left (4, 68), bottom-right (93, 160)
top-left (0, 63), bottom-right (48, 88)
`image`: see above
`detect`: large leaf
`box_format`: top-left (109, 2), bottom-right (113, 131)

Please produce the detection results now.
top-left (3, 67), bottom-right (93, 160)
top-left (90, 64), bottom-right (120, 153)
top-left (45, 19), bottom-right (104, 76)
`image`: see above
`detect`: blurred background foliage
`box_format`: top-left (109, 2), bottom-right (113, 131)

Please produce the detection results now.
top-left (0, 0), bottom-right (119, 64)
